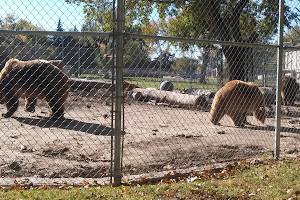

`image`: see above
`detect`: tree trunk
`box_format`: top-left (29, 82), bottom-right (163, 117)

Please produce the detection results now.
top-left (223, 46), bottom-right (247, 81)
top-left (246, 47), bottom-right (254, 82)
top-left (216, 48), bottom-right (223, 89)
top-left (199, 49), bottom-right (210, 84)
top-left (201, 0), bottom-right (251, 81)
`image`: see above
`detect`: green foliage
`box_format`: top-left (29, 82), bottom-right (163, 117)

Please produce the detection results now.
top-left (0, 14), bottom-right (48, 45)
top-left (124, 39), bottom-right (151, 68)
top-left (283, 25), bottom-right (300, 45)
top-left (65, 0), bottom-right (154, 32)
top-left (124, 76), bottom-right (217, 90)
top-left (64, 0), bottom-right (299, 81)
top-left (172, 57), bottom-right (199, 75)
top-left (164, 0), bottom-right (293, 42)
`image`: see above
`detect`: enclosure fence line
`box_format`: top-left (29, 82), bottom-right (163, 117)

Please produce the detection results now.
top-left (274, 0), bottom-right (284, 159)
top-left (113, 0), bottom-right (125, 186)
top-left (112, 0), bottom-right (289, 186)
top-left (0, 0), bottom-right (298, 187)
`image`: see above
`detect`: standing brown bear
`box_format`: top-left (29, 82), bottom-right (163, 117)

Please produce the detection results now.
top-left (0, 59), bottom-right (70, 120)
top-left (281, 76), bottom-right (299, 106)
top-left (210, 80), bottom-right (266, 127)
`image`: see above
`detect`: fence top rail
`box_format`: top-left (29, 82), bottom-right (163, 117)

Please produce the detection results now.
top-left (1, 29), bottom-right (300, 51)
top-left (0, 30), bottom-right (113, 37)
top-left (125, 33), bottom-right (281, 49)
top-left (283, 46), bottom-right (300, 51)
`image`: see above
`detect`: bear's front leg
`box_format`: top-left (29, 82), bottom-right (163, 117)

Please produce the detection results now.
top-left (232, 113), bottom-right (247, 127)
top-left (2, 112), bottom-right (14, 118)
top-left (2, 94), bottom-right (19, 118)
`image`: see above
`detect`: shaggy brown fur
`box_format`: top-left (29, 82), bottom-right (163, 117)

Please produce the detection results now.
top-left (0, 59), bottom-right (69, 120)
top-left (281, 76), bottom-right (299, 106)
top-left (210, 80), bottom-right (266, 127)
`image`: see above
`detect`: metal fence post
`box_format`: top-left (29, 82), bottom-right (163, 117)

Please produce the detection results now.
top-left (114, 0), bottom-right (124, 186)
top-left (274, 0), bottom-right (284, 159)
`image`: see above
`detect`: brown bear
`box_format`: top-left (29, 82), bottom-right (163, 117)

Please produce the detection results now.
top-left (281, 76), bottom-right (299, 106)
top-left (210, 80), bottom-right (266, 127)
top-left (0, 59), bottom-right (70, 120)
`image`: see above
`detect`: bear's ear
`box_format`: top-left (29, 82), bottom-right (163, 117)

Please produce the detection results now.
top-left (11, 62), bottom-right (19, 69)
top-left (259, 106), bottom-right (264, 111)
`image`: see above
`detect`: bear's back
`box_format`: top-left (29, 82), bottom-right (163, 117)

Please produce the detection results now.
top-left (0, 59), bottom-right (69, 95)
top-left (215, 80), bottom-right (263, 112)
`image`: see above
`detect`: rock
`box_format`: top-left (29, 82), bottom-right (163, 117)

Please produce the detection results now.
top-left (160, 81), bottom-right (174, 91)
top-left (8, 161), bottom-right (21, 171)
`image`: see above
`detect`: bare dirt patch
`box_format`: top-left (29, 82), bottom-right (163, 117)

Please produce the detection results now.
top-left (0, 88), bottom-right (299, 185)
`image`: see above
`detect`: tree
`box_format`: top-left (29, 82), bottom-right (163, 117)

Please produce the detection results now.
top-left (152, 51), bottom-right (174, 71)
top-left (124, 39), bottom-right (151, 68)
top-left (0, 14), bottom-right (47, 45)
top-left (199, 48), bottom-right (210, 84)
top-left (0, 14), bottom-right (53, 68)
top-left (283, 25), bottom-right (300, 45)
top-left (161, 0), bottom-right (297, 81)
top-left (52, 18), bottom-right (65, 48)
top-left (66, 0), bottom-right (298, 81)
top-left (56, 18), bottom-right (64, 32)
top-left (172, 57), bottom-right (199, 75)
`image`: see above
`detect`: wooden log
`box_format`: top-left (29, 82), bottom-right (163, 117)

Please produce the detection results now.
top-left (259, 87), bottom-right (276, 106)
top-left (190, 88), bottom-right (216, 104)
top-left (48, 60), bottom-right (65, 70)
top-left (190, 88), bottom-right (215, 98)
top-left (131, 88), bottom-right (209, 108)
top-left (33, 60), bottom-right (65, 70)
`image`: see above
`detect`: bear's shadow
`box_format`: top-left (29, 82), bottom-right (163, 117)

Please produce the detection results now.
top-left (242, 125), bottom-right (300, 134)
top-left (14, 116), bottom-right (125, 136)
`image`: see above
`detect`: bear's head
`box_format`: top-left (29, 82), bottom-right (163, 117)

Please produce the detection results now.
top-left (254, 106), bottom-right (266, 123)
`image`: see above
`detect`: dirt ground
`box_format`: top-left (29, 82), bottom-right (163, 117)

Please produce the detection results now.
top-left (0, 88), bottom-right (299, 185)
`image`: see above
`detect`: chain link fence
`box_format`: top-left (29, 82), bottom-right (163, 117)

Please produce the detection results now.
top-left (0, 0), bottom-right (299, 186)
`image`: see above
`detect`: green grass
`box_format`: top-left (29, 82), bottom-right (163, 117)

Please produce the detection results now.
top-left (74, 74), bottom-right (277, 90)
top-left (198, 157), bottom-right (300, 199)
top-left (1, 155), bottom-right (300, 199)
top-left (124, 77), bottom-right (218, 90)
top-left (74, 74), bottom-right (219, 90)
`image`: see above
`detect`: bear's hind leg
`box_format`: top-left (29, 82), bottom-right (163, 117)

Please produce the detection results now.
top-left (41, 82), bottom-right (65, 120)
top-left (46, 95), bottom-right (65, 120)
top-left (25, 97), bottom-right (37, 113)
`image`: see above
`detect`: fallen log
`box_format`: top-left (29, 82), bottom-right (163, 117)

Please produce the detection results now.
top-left (48, 60), bottom-right (65, 70)
top-left (190, 88), bottom-right (216, 98)
top-left (259, 87), bottom-right (276, 106)
top-left (130, 88), bottom-right (209, 108)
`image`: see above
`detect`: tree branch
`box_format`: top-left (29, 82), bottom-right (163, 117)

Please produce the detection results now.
top-left (203, 0), bottom-right (231, 41)
top-left (231, 0), bottom-right (250, 42)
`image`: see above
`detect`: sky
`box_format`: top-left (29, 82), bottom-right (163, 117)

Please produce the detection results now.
top-left (1, 0), bottom-right (298, 34)
top-left (0, 0), bottom-right (85, 31)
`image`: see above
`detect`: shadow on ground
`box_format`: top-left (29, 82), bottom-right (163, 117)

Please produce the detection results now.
top-left (14, 116), bottom-right (125, 136)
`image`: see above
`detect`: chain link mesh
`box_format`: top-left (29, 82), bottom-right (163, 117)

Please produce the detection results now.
top-left (0, 0), bottom-right (299, 185)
